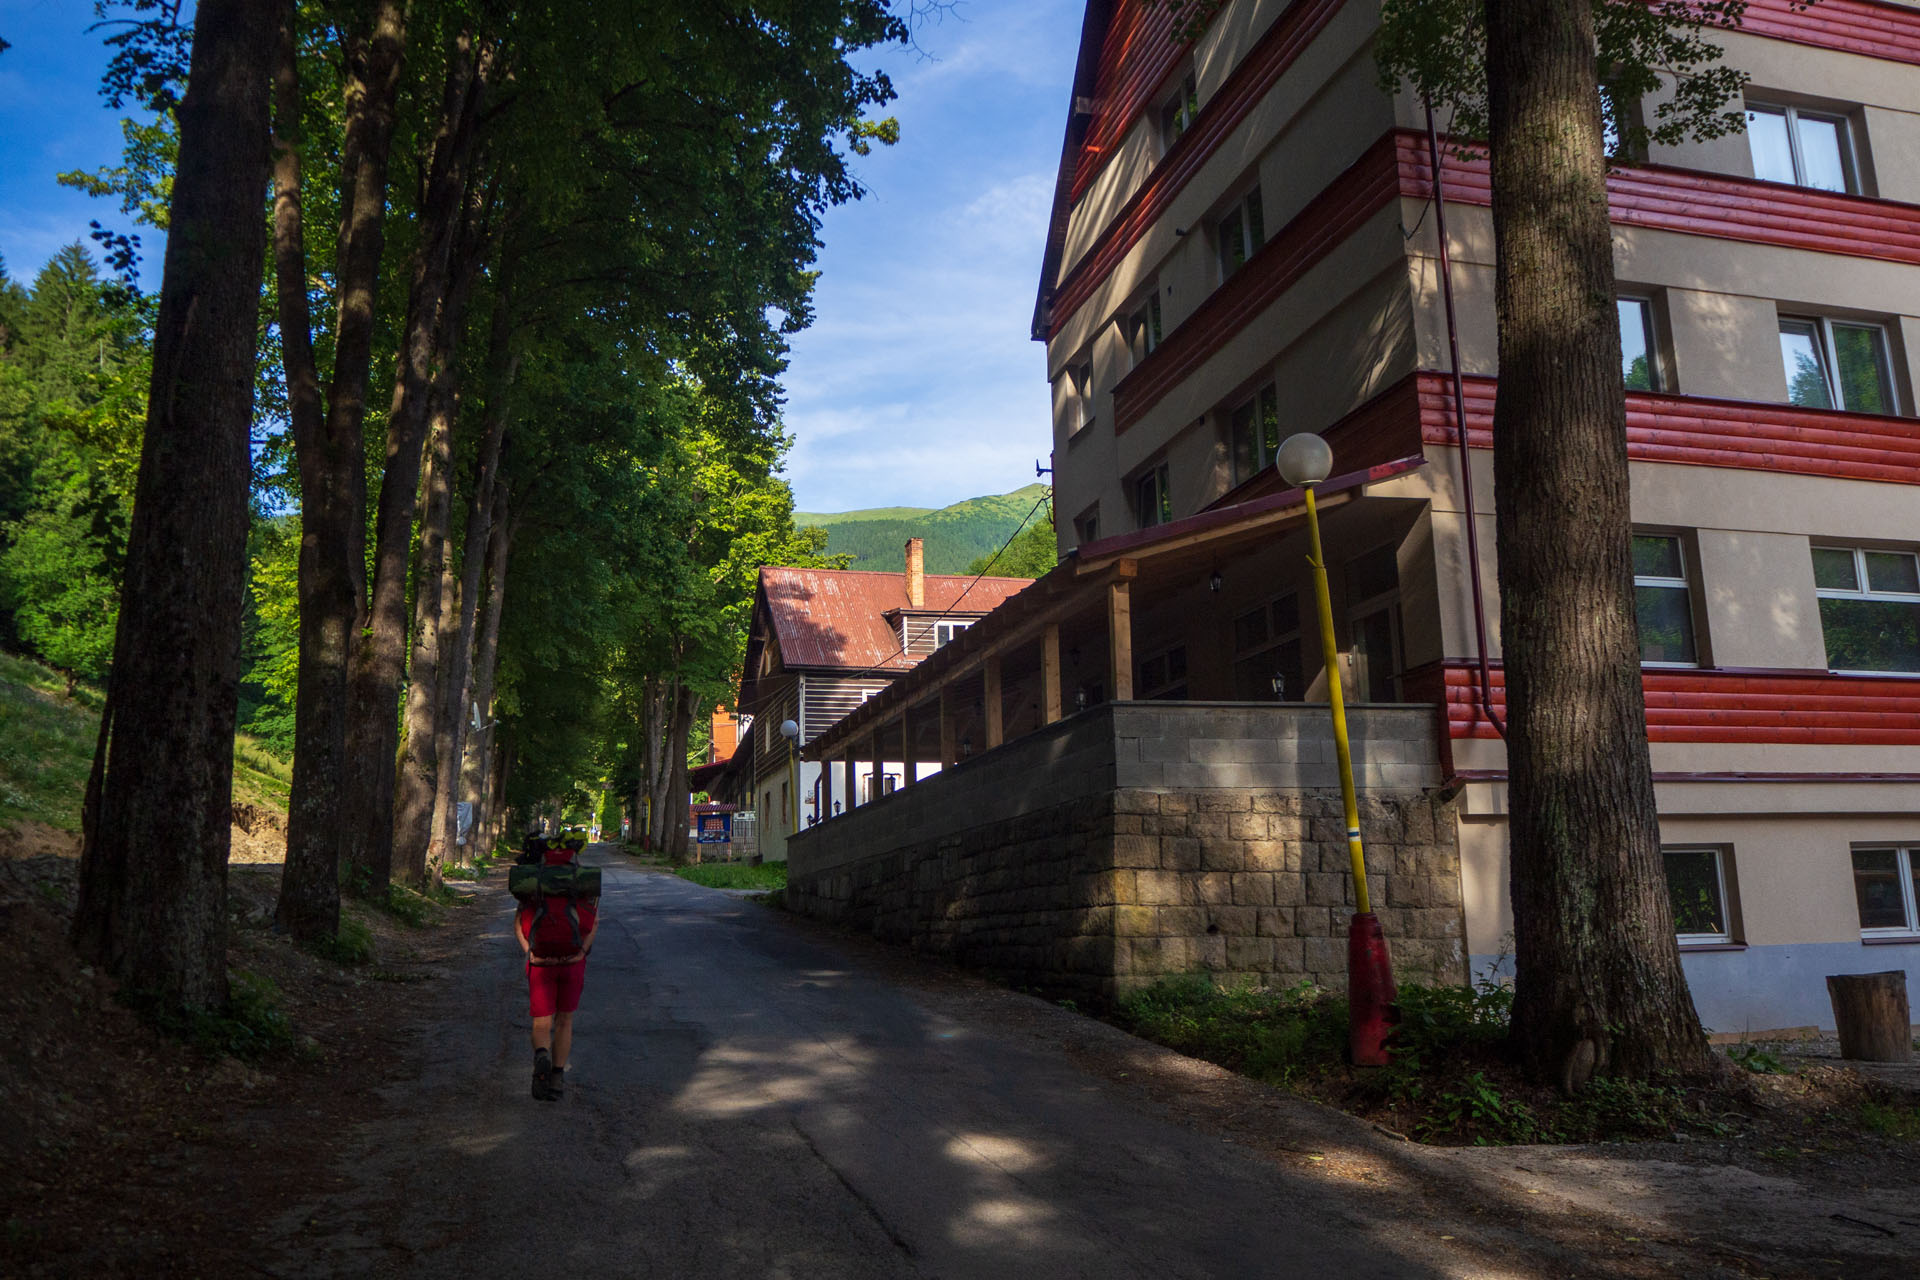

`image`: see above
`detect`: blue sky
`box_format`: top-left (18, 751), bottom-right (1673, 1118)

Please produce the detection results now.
top-left (0, 0), bottom-right (1082, 515)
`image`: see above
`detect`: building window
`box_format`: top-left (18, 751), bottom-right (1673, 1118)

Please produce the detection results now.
top-left (1780, 317), bottom-right (1896, 414)
top-left (1746, 101), bottom-right (1855, 193)
top-left (1633, 533), bottom-right (1698, 666)
top-left (1134, 462), bottom-right (1171, 529)
top-left (1074, 505), bottom-right (1099, 546)
top-left (1664, 847), bottom-right (1734, 944)
top-left (1619, 296), bottom-right (1662, 392)
top-left (1215, 186), bottom-right (1265, 281)
top-left (1061, 359), bottom-right (1096, 435)
top-left (934, 620), bottom-right (971, 647)
top-left (1233, 593), bottom-right (1304, 701)
top-left (1345, 545), bottom-right (1401, 702)
top-left (1229, 383), bottom-right (1280, 486)
top-left (1812, 544), bottom-right (1920, 673)
top-left (1160, 72), bottom-right (1198, 150)
top-left (1851, 846), bottom-right (1920, 936)
top-left (1138, 645), bottom-right (1189, 700)
top-left (1128, 292), bottom-right (1164, 364)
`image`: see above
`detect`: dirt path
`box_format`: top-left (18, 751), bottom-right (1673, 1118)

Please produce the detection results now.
top-left (243, 849), bottom-right (1914, 1279)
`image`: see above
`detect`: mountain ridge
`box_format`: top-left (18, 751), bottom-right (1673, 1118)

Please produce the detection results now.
top-left (795, 483), bottom-right (1051, 574)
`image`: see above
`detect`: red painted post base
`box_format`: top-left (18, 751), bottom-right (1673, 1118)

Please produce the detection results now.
top-left (1347, 911), bottom-right (1398, 1066)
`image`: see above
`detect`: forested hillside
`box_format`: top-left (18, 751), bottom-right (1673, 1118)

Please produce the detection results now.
top-left (797, 483), bottom-right (1051, 572)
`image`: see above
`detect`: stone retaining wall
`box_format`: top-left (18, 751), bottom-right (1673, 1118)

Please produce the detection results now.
top-left (786, 703), bottom-right (1465, 999)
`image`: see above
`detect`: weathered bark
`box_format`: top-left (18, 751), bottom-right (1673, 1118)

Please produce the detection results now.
top-left (343, 35), bottom-right (486, 888)
top-left (270, 8), bottom-right (339, 935)
top-left (70, 0), bottom-right (276, 1010)
top-left (462, 489), bottom-right (512, 845)
top-left (1485, 0), bottom-right (1711, 1086)
top-left (661, 685), bottom-right (698, 864)
top-left (390, 354), bottom-right (459, 885)
top-left (430, 291), bottom-right (517, 870)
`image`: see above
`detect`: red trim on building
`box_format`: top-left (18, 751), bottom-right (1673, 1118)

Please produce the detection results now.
top-left (1740, 0), bottom-right (1920, 67)
top-left (1440, 663), bottom-right (1920, 745)
top-left (1397, 133), bottom-right (1920, 270)
top-left (1416, 372), bottom-right (1920, 486)
top-left (1048, 0), bottom-right (1349, 340)
top-left (1069, 0), bottom-right (1183, 205)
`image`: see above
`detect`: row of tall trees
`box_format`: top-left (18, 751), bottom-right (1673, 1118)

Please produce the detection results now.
top-left (56, 0), bottom-right (911, 1015)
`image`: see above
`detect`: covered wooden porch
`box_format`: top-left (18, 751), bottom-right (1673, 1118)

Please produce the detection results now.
top-left (804, 457), bottom-right (1431, 817)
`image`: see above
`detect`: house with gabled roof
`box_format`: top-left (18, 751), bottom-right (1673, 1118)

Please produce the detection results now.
top-left (736, 538), bottom-right (1032, 861)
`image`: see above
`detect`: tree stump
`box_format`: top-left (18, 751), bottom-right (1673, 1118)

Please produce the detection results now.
top-left (1825, 971), bottom-right (1913, 1063)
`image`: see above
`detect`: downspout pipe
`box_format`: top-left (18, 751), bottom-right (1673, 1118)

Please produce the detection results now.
top-left (1425, 102), bottom-right (1506, 740)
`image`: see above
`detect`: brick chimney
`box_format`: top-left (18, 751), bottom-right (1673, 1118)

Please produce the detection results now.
top-left (905, 537), bottom-right (925, 608)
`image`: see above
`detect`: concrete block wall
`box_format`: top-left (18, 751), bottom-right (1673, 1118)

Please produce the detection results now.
top-left (785, 703), bottom-right (1465, 1000)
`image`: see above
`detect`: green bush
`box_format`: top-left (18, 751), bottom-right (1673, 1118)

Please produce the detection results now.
top-left (1420, 1071), bottom-right (1548, 1144)
top-left (311, 916), bottom-right (374, 966)
top-left (122, 969), bottom-right (296, 1060)
top-left (380, 883), bottom-right (436, 927)
top-left (1387, 981), bottom-right (1513, 1079)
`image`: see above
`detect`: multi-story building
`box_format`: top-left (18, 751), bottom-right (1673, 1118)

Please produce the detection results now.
top-left (1016, 0), bottom-right (1920, 1030)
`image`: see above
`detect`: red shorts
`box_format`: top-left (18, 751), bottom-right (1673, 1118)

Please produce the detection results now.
top-left (527, 960), bottom-right (586, 1018)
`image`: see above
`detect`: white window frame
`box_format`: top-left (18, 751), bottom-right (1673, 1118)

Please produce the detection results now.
top-left (1663, 845), bottom-right (1734, 945)
top-left (1632, 531), bottom-right (1699, 668)
top-left (1228, 382), bottom-right (1280, 486)
top-left (1062, 359), bottom-right (1095, 436)
top-left (1850, 845), bottom-right (1920, 938)
top-left (1780, 315), bottom-right (1898, 414)
top-left (1215, 185), bottom-right (1265, 283)
top-left (1745, 101), bottom-right (1858, 193)
top-left (1618, 295), bottom-right (1664, 393)
top-left (1074, 505), bottom-right (1099, 546)
top-left (1811, 544), bottom-right (1920, 674)
top-left (934, 620), bottom-right (971, 647)
top-left (1134, 461), bottom-right (1171, 530)
top-left (1159, 71), bottom-right (1198, 151)
top-left (1128, 290), bottom-right (1164, 365)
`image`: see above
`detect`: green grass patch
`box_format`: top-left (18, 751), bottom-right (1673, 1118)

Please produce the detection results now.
top-left (1859, 1099), bottom-right (1920, 1139)
top-left (1118, 974), bottom-right (1346, 1086)
top-left (0, 648), bottom-right (292, 833)
top-left (674, 861), bottom-right (787, 891)
top-left (379, 883), bottom-right (440, 926)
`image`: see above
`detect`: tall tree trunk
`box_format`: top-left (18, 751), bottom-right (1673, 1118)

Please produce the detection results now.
top-left (661, 684), bottom-right (698, 864)
top-left (1484, 0), bottom-right (1711, 1087)
top-left (69, 0), bottom-right (276, 1010)
top-left (462, 490), bottom-right (511, 845)
top-left (343, 35), bottom-right (485, 889)
top-left (270, 7), bottom-right (342, 935)
top-left (391, 330), bottom-right (463, 885)
top-left (431, 291), bottom-right (517, 870)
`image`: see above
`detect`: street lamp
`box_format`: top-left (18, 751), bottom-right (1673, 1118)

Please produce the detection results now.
top-left (1277, 431), bottom-right (1396, 1067)
top-left (779, 718), bottom-right (801, 837)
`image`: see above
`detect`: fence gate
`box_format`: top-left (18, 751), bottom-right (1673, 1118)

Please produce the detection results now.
top-left (731, 810), bottom-right (759, 861)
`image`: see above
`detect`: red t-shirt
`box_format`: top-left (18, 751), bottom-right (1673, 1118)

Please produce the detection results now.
top-left (517, 850), bottom-right (598, 959)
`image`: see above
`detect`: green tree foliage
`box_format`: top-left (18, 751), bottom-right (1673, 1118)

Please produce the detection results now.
top-left (1373, 0), bottom-right (1751, 159)
top-left (966, 502), bottom-right (1058, 578)
top-left (0, 245), bottom-right (147, 684)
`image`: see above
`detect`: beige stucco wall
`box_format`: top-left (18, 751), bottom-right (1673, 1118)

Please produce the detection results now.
top-left (1692, 530), bottom-right (1829, 669)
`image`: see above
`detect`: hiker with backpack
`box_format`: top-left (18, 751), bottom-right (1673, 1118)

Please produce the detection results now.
top-left (511, 828), bottom-right (600, 1101)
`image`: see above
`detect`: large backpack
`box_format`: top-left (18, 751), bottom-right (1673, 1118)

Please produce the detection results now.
top-left (510, 851), bottom-right (601, 958)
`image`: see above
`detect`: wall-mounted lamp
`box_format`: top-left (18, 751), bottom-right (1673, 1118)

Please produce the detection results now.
top-left (961, 736), bottom-right (973, 757)
top-left (1074, 688), bottom-right (1089, 712)
top-left (1270, 673), bottom-right (1286, 701)
top-left (1209, 569), bottom-right (1224, 594)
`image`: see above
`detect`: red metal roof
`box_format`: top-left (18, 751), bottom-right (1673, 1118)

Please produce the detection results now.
top-left (760, 567), bottom-right (1033, 672)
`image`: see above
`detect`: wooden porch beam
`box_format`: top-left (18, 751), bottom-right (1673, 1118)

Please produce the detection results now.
top-left (939, 686), bottom-right (957, 769)
top-left (984, 656), bottom-right (1004, 749)
top-left (1042, 623), bottom-right (1063, 724)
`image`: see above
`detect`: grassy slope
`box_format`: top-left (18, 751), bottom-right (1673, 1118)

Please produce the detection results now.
top-left (0, 649), bottom-right (291, 833)
top-left (793, 505), bottom-right (935, 528)
top-left (795, 483), bottom-right (1051, 573)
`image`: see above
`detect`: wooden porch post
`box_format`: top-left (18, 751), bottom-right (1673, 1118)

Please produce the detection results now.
top-left (868, 727), bottom-right (883, 800)
top-left (900, 705), bottom-right (915, 787)
top-left (840, 752), bottom-right (854, 814)
top-left (1109, 578), bottom-right (1134, 701)
top-left (983, 656), bottom-right (1004, 749)
top-left (939, 685), bottom-right (957, 769)
top-left (1042, 623), bottom-right (1063, 724)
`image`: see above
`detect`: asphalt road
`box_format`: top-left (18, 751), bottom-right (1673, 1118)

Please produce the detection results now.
top-left (263, 846), bottom-right (1475, 1279)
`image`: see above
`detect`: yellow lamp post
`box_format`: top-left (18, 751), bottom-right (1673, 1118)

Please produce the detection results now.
top-left (1276, 431), bottom-right (1397, 1066)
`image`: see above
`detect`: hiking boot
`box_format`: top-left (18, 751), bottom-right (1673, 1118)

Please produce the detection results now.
top-left (532, 1048), bottom-right (553, 1100)
top-left (547, 1068), bottom-right (565, 1101)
